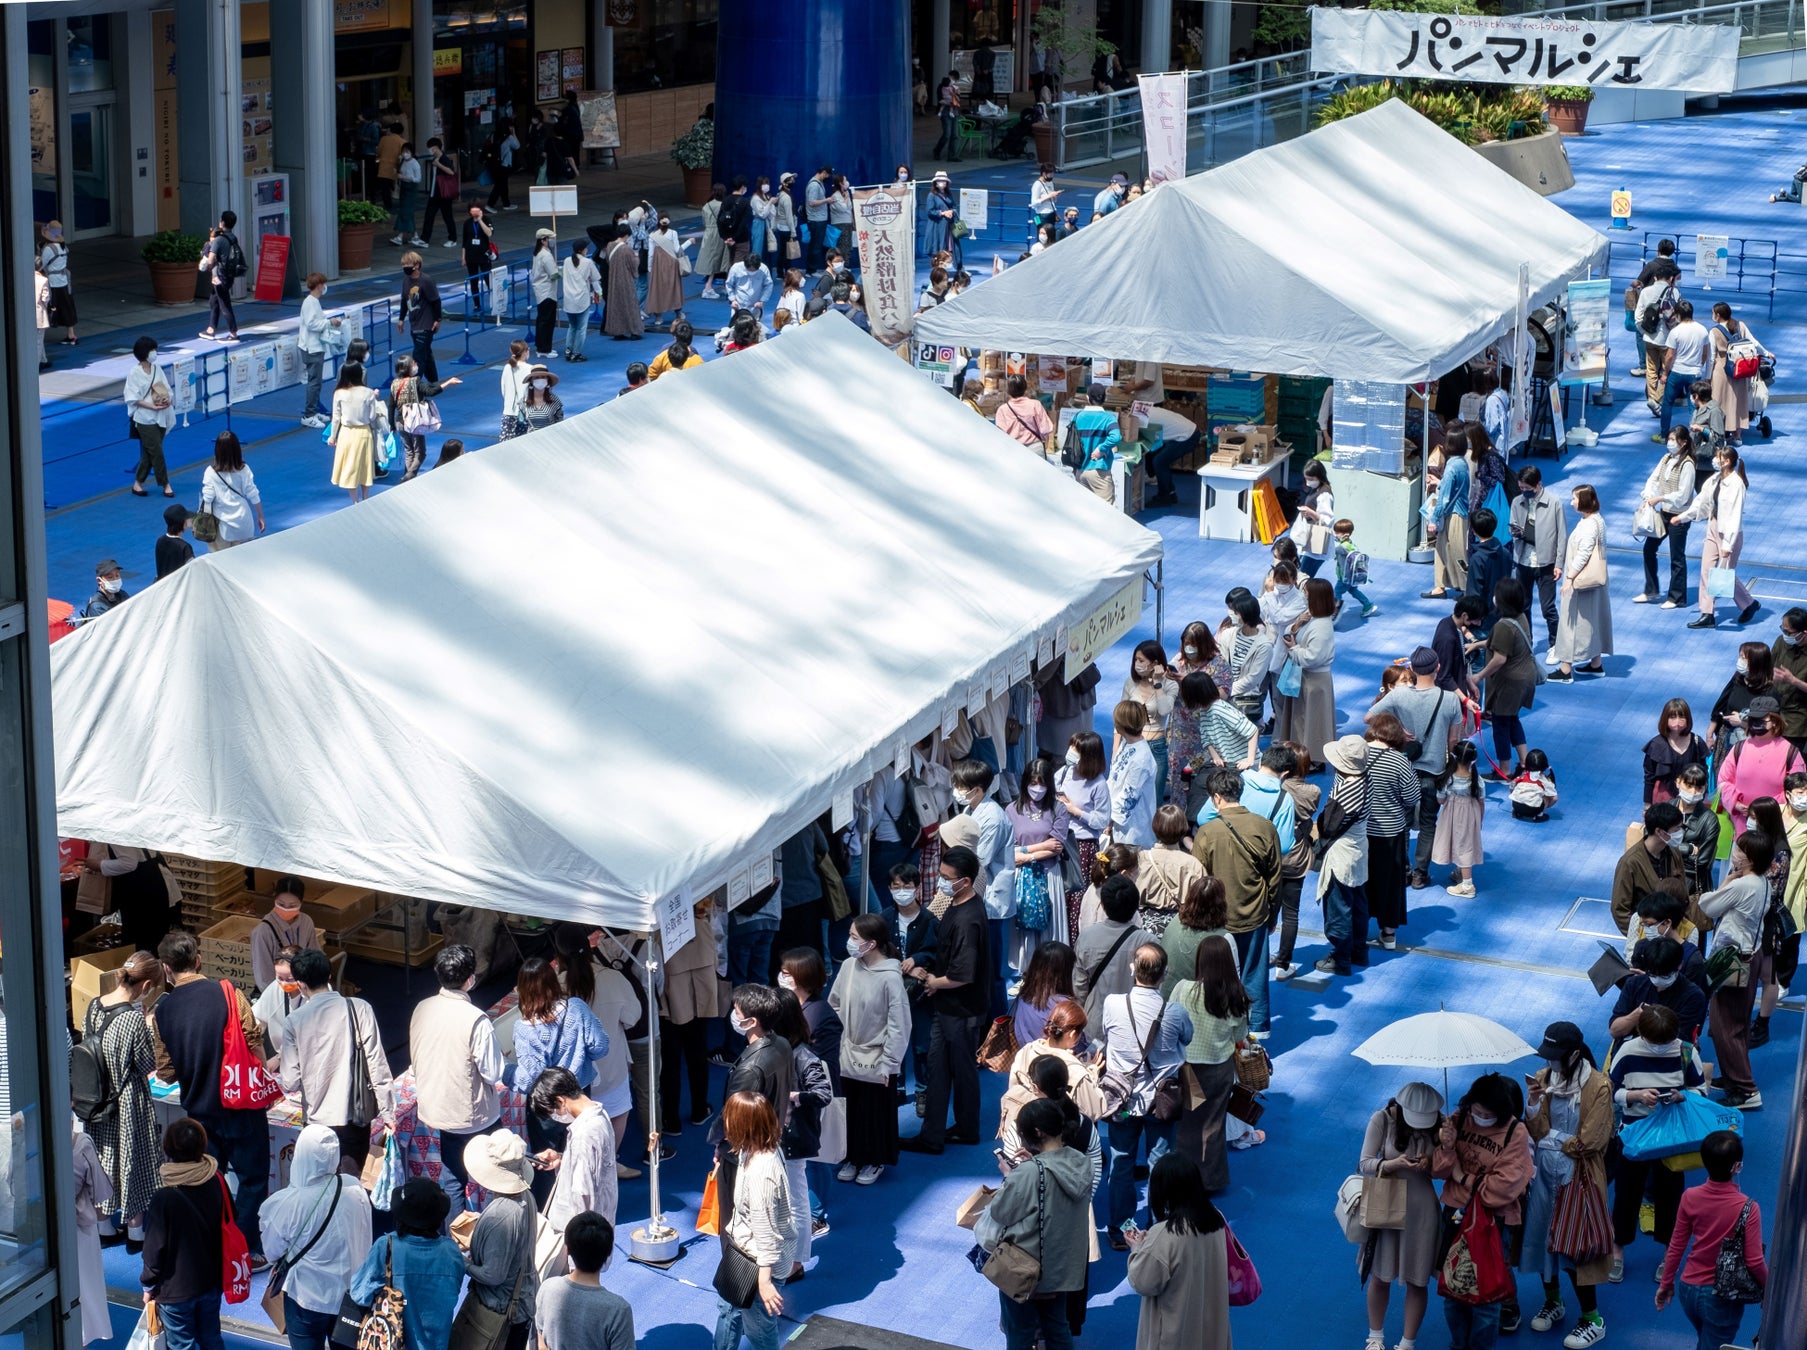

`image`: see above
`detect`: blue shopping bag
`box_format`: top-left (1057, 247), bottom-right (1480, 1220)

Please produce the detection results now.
top-left (370, 1129), bottom-right (404, 1211)
top-left (1276, 657), bottom-right (1303, 698)
top-left (1618, 1092), bottom-right (1742, 1162)
top-left (1708, 567), bottom-right (1738, 599)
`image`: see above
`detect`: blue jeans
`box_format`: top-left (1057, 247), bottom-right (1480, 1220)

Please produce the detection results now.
top-left (566, 309), bottom-right (590, 357)
top-left (1443, 1296), bottom-right (1501, 1350)
top-left (1659, 369), bottom-right (1694, 436)
top-left (283, 1297), bottom-right (340, 1350)
top-left (1106, 1113), bottom-right (1173, 1229)
top-left (411, 330), bottom-right (438, 384)
top-left (1333, 578), bottom-right (1375, 611)
top-left (1233, 924), bottom-right (1271, 1033)
top-left (201, 1109), bottom-right (268, 1255)
top-left (988, 918), bottom-right (1010, 1019)
top-left (1677, 1281), bottom-right (1747, 1350)
top-left (1000, 1292), bottom-right (1074, 1350)
top-left (807, 1160), bottom-right (829, 1223)
top-left (1322, 880), bottom-right (1369, 972)
top-left (160, 1292), bottom-right (226, 1350)
top-left (722, 926), bottom-right (776, 1055)
top-left (713, 1279), bottom-right (788, 1350)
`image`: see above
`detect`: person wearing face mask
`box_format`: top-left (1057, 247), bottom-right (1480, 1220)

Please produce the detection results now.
top-left (530, 1066), bottom-right (618, 1268)
top-left (80, 558), bottom-right (130, 620)
top-left (84, 951), bottom-right (163, 1254)
top-left (1741, 797), bottom-right (1793, 1049)
top-left (1626, 892), bottom-right (1709, 998)
top-left (1611, 802), bottom-right (1689, 936)
top-left (645, 214), bottom-right (687, 329)
top-left (1610, 938), bottom-right (1707, 1054)
top-left (296, 272), bottom-right (342, 429)
top-left (1709, 640), bottom-right (1774, 770)
top-left (519, 364), bottom-right (564, 434)
top-left (1717, 696), bottom-right (1803, 834)
top-left (1670, 765), bottom-right (1721, 911)
top-left (883, 864), bottom-right (941, 1112)
top-left (1779, 768), bottom-right (1807, 947)
top-left (949, 759), bottom-right (1016, 1016)
top-left (1006, 754), bottom-right (1072, 957)
top-left (1607, 1003), bottom-right (1704, 1283)
top-left (250, 878), bottom-right (320, 992)
top-left (394, 251), bottom-right (442, 383)
top-left (1642, 698), bottom-right (1710, 805)
top-left (1109, 702), bottom-right (1160, 851)
top-left (828, 914), bottom-right (909, 1185)
top-left (901, 846), bottom-right (988, 1154)
top-left (1636, 427), bottom-right (1697, 608)
top-left (1432, 1074), bottom-right (1534, 1350)
top-left (1766, 606), bottom-right (1807, 752)
top-left (506, 958), bottom-right (612, 1207)
top-left (1672, 443), bottom-right (1757, 630)
top-left (1055, 732), bottom-right (1111, 934)
top-left (1655, 1130), bottom-right (1768, 1350)
top-left (718, 983), bottom-right (794, 1151)
top-left (1122, 641), bottom-right (1179, 806)
top-left (408, 944), bottom-right (511, 1219)
top-left (1508, 465), bottom-right (1567, 651)
top-left (390, 141), bottom-right (425, 247)
top-left (1699, 830), bottom-right (1775, 1109)
top-left (251, 946), bottom-right (305, 1060)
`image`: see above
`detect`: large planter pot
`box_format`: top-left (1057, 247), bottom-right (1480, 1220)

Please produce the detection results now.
top-left (147, 261), bottom-right (201, 306)
top-left (1032, 120), bottom-right (1055, 166)
top-left (680, 166), bottom-right (712, 208)
top-left (1545, 98), bottom-right (1591, 136)
top-left (338, 222), bottom-right (377, 272)
top-left (1473, 124), bottom-right (1575, 196)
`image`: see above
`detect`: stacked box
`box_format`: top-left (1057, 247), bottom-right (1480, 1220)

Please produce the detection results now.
top-left (1205, 373), bottom-right (1269, 446)
top-left (198, 915), bottom-right (260, 993)
top-left (165, 855), bottom-right (249, 929)
top-left (301, 885), bottom-right (380, 941)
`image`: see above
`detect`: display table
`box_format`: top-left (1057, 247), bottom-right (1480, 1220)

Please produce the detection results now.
top-left (150, 1079), bottom-right (308, 1195)
top-left (1196, 458), bottom-right (1290, 541)
top-left (389, 1069), bottom-right (529, 1209)
top-left (1335, 468), bottom-right (1424, 562)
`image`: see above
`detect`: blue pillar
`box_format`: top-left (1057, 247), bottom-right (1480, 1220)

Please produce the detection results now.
top-left (713, 0), bottom-right (911, 190)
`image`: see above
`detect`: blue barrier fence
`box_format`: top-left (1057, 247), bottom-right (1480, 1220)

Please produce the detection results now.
top-left (1605, 230), bottom-right (1779, 320)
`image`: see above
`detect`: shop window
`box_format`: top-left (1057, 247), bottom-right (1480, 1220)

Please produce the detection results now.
top-left (65, 17), bottom-right (114, 94)
top-left (612, 0), bottom-right (719, 95)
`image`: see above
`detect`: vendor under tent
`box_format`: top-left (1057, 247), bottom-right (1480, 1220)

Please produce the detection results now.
top-left (50, 312), bottom-right (1163, 936)
top-left (914, 98), bottom-right (1610, 383)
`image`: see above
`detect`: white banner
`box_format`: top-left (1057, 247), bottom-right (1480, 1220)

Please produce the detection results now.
top-left (1696, 234), bottom-right (1730, 280)
top-left (958, 188), bottom-right (989, 232)
top-left (853, 187), bottom-right (916, 346)
top-left (1508, 263), bottom-right (1531, 450)
top-left (1138, 72), bottom-right (1188, 185)
top-left (1309, 7), bottom-right (1741, 94)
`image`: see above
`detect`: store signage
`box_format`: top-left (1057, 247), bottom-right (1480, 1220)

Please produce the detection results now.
top-left (655, 888), bottom-right (695, 955)
top-left (254, 234), bottom-right (290, 304)
top-left (1138, 72), bottom-right (1187, 185)
top-left (913, 342), bottom-right (959, 389)
top-left (335, 0), bottom-right (391, 33)
top-left (1561, 278), bottom-right (1611, 386)
top-left (1065, 580), bottom-right (1144, 683)
top-left (1309, 7), bottom-right (1741, 93)
top-left (855, 187), bottom-right (916, 346)
top-left (434, 47), bottom-right (462, 76)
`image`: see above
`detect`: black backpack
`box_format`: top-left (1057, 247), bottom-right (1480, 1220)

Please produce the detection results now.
top-left (601, 946), bottom-right (651, 1041)
top-left (222, 232), bottom-right (248, 281)
top-left (1060, 420), bottom-right (1088, 471)
top-left (71, 1004), bottom-right (126, 1124)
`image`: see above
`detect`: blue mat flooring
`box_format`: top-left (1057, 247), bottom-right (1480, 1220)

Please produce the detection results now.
top-left (60, 110), bottom-right (1805, 1349)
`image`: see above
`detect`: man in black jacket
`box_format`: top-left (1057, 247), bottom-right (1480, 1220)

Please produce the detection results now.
top-left (720, 176), bottom-right (754, 267)
top-left (718, 983), bottom-right (792, 1145)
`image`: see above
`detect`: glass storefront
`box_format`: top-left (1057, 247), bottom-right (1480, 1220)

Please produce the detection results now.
top-left (433, 2), bottom-right (529, 154)
top-left (27, 15), bottom-right (119, 235)
top-left (612, 0), bottom-right (719, 94)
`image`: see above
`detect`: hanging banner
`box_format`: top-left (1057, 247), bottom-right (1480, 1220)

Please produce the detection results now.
top-left (1508, 263), bottom-right (1531, 449)
top-left (1065, 579), bottom-right (1144, 682)
top-left (1137, 72), bottom-right (1188, 185)
top-left (1560, 278), bottom-right (1611, 386)
top-left (1695, 233), bottom-right (1730, 281)
top-left (853, 186), bottom-right (916, 346)
top-left (1309, 7), bottom-right (1741, 93)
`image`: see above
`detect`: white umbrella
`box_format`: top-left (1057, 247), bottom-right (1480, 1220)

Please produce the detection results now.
top-left (1353, 1009), bottom-right (1538, 1097)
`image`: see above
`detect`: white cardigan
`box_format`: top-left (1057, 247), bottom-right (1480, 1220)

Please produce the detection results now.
top-left (499, 360), bottom-right (531, 420)
top-left (1674, 468), bottom-right (1746, 546)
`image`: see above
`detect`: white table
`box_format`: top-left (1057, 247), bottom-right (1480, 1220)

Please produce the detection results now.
top-left (1196, 458), bottom-right (1290, 541)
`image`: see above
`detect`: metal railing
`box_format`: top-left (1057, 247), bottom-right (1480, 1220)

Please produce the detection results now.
top-left (1520, 0), bottom-right (1803, 50)
top-left (1605, 230), bottom-right (1780, 317)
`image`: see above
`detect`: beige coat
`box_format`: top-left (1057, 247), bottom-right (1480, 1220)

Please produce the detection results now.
top-left (1127, 1220), bottom-right (1232, 1350)
top-left (1525, 1065), bottom-right (1616, 1287)
top-left (659, 923), bottom-right (720, 1025)
top-left (1138, 845), bottom-right (1204, 917)
top-left (996, 1040), bottom-right (1104, 1153)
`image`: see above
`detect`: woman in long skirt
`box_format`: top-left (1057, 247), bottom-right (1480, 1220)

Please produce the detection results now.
top-left (1550, 486), bottom-right (1613, 681)
top-left (696, 186), bottom-right (729, 300)
top-left (829, 915), bottom-right (909, 1184)
top-left (646, 214), bottom-right (687, 328)
top-left (1709, 301), bottom-right (1759, 445)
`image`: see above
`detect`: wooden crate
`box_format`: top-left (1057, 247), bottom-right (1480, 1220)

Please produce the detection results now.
top-left (198, 915), bottom-right (259, 992)
top-left (326, 929), bottom-right (443, 969)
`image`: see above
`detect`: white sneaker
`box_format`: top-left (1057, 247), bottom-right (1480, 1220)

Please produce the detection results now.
top-left (409, 236), bottom-right (429, 246)
top-left (855, 1165), bottom-right (883, 1185)
top-left (1631, 593), bottom-right (1653, 604)
top-left (388, 234), bottom-right (403, 245)
top-left (1273, 962), bottom-right (1300, 981)
top-left (1660, 600), bottom-right (1682, 609)
top-left (700, 287), bottom-right (719, 299)
top-left (301, 414), bottom-right (329, 428)
top-left (442, 239), bottom-right (458, 248)
top-left (1446, 881), bottom-right (1476, 898)
top-left (1562, 1317), bottom-right (1605, 1348)
top-left (1530, 1300), bottom-right (1566, 1333)
top-left (835, 1162), bottom-right (857, 1183)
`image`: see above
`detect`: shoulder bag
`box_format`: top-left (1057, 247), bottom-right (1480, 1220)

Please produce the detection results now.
top-left (981, 1157), bottom-right (1044, 1302)
top-left (1572, 527), bottom-right (1608, 590)
top-left (352, 1235), bottom-right (407, 1350)
top-left (976, 1016), bottom-right (1020, 1073)
top-left (1713, 1198), bottom-right (1765, 1302)
top-left (195, 470), bottom-right (246, 545)
top-left (447, 1210), bottom-right (531, 1350)
top-left (346, 1000), bottom-right (379, 1128)
top-left (261, 1174), bottom-right (342, 1332)
top-left (1400, 691), bottom-right (1445, 762)
top-left (218, 980), bottom-right (282, 1111)
top-left (1099, 995), bottom-right (1168, 1120)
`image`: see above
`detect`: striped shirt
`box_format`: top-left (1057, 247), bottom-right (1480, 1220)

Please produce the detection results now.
top-left (1608, 1036), bottom-right (1705, 1119)
top-left (1327, 770), bottom-right (1369, 838)
top-left (1363, 746), bottom-right (1420, 836)
top-left (1199, 701), bottom-right (1258, 766)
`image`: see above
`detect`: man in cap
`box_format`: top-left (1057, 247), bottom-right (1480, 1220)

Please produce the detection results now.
top-left (1371, 647), bottom-right (1467, 889)
top-left (156, 505), bottom-right (195, 580)
top-left (1092, 173), bottom-right (1128, 220)
top-left (79, 559), bottom-right (130, 621)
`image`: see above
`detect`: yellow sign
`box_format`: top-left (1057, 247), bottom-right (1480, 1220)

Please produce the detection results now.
top-left (1064, 579), bottom-right (1145, 682)
top-left (434, 47), bottom-right (462, 76)
top-left (1610, 189), bottom-right (1632, 221)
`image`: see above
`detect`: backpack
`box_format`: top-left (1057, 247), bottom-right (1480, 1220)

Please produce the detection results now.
top-left (1342, 546), bottom-right (1370, 586)
top-left (1060, 419), bottom-right (1088, 471)
top-left (221, 232), bottom-right (248, 282)
top-left (71, 1003), bottom-right (127, 1124)
top-left (600, 945), bottom-right (651, 1041)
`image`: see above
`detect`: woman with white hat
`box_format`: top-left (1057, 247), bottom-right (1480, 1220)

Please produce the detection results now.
top-left (455, 1129), bottom-right (538, 1350)
top-left (924, 171), bottom-right (961, 269)
top-left (1356, 1082), bottom-right (1446, 1350)
top-left (1315, 734), bottom-right (1372, 978)
top-left (40, 221), bottom-right (76, 345)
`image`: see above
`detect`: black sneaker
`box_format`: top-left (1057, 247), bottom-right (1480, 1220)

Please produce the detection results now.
top-left (899, 1137), bottom-right (945, 1155)
top-left (1407, 869), bottom-right (1431, 890)
top-left (1750, 1018), bottom-right (1771, 1048)
top-left (1739, 601), bottom-right (1761, 625)
top-left (1500, 1303), bottom-right (1522, 1334)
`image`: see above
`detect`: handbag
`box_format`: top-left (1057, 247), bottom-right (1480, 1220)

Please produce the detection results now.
top-left (1704, 941), bottom-right (1752, 992)
top-left (1224, 1222), bottom-right (1262, 1305)
top-left (1232, 1042), bottom-right (1272, 1092)
top-left (816, 845), bottom-right (852, 923)
top-left (981, 1158), bottom-right (1044, 1302)
top-left (786, 239), bottom-right (802, 260)
top-left (696, 1165), bottom-right (721, 1235)
top-left (1361, 1175), bottom-right (1408, 1231)
top-left (1707, 566), bottom-right (1738, 599)
top-left (75, 867), bottom-right (112, 914)
top-left (125, 1302), bottom-right (166, 1350)
top-left (1014, 863), bottom-right (1051, 933)
top-left (369, 1129), bottom-right (403, 1211)
top-left (1099, 995), bottom-right (1166, 1119)
top-left (346, 1001), bottom-right (379, 1128)
top-left (1713, 1199), bottom-right (1765, 1302)
top-left (262, 1174), bottom-right (342, 1332)
top-left (218, 980), bottom-right (282, 1110)
top-left (398, 389), bottom-right (442, 433)
top-left (812, 1097), bottom-right (847, 1165)
top-left (192, 509), bottom-right (221, 544)
top-left (447, 1224), bottom-right (530, 1350)
top-left (1227, 1081), bottom-right (1264, 1126)
top-left (1547, 1176), bottom-right (1613, 1263)
top-left (1335, 1174), bottom-right (1369, 1243)
top-left (977, 1016), bottom-right (1019, 1073)
top-left (355, 1236), bottom-right (408, 1349)
top-left (1275, 657), bottom-right (1303, 699)
top-left (713, 1235), bottom-right (763, 1309)
top-left (956, 1184), bottom-right (997, 1229)
top-left (215, 1175), bottom-right (252, 1303)
top-left (1631, 504), bottom-right (1666, 542)
top-left (1572, 542), bottom-right (1607, 590)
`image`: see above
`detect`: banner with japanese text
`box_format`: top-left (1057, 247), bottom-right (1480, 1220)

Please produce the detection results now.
top-left (853, 187), bottom-right (916, 346)
top-left (1309, 7), bottom-right (1740, 94)
top-left (1137, 72), bottom-right (1187, 185)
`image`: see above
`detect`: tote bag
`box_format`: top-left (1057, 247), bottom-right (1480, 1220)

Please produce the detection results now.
top-left (1438, 1198), bottom-right (1514, 1305)
top-left (218, 981), bottom-right (282, 1111)
top-left (1547, 1176), bottom-right (1612, 1263)
top-left (1224, 1223), bottom-right (1263, 1305)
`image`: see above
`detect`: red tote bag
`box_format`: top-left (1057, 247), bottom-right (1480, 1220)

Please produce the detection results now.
top-left (217, 979), bottom-right (282, 1111)
top-left (219, 1175), bottom-right (252, 1303)
top-left (1439, 1199), bottom-right (1515, 1306)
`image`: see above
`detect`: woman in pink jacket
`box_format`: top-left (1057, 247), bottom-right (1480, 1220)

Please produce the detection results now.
top-left (1717, 695), bottom-right (1805, 833)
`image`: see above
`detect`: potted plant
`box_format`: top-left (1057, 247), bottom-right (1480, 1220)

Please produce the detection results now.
top-left (338, 197), bottom-right (388, 272)
top-left (1544, 84), bottom-right (1594, 135)
top-left (671, 119), bottom-right (714, 207)
top-left (141, 230), bottom-right (206, 306)
top-left (1030, 6), bottom-right (1117, 166)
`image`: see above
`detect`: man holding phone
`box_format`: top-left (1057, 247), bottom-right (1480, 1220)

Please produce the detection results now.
top-left (1606, 1004), bottom-right (1704, 1276)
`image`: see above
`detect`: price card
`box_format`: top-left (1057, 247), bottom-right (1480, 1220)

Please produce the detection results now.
top-left (1010, 648), bottom-right (1031, 684)
top-left (750, 852), bottom-right (774, 892)
top-left (832, 788), bottom-right (854, 829)
top-left (727, 867), bottom-right (751, 908)
top-left (941, 700), bottom-right (960, 737)
top-left (988, 661), bottom-right (1010, 698)
top-left (1038, 633), bottom-right (1055, 667)
top-left (967, 680), bottom-right (987, 713)
top-left (893, 737), bottom-right (910, 775)
top-left (1054, 623), bottom-right (1070, 654)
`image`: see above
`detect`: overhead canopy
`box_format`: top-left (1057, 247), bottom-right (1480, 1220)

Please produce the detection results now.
top-left (52, 316), bottom-right (1162, 932)
top-left (916, 99), bottom-right (1610, 384)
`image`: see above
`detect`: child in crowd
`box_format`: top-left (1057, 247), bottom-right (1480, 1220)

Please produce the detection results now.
top-left (1656, 1130), bottom-right (1767, 1349)
top-left (1511, 748), bottom-right (1558, 821)
top-left (1330, 517), bottom-right (1376, 620)
top-left (433, 437), bottom-right (464, 470)
top-left (1433, 740), bottom-right (1484, 897)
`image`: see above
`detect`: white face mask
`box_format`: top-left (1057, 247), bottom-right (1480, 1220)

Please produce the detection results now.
top-left (1275, 584), bottom-right (1294, 597)
top-left (935, 876), bottom-right (957, 898)
top-left (1678, 789), bottom-right (1705, 806)
top-left (1648, 973), bottom-right (1679, 990)
top-left (846, 936), bottom-right (873, 960)
top-left (99, 577), bottom-right (122, 595)
top-left (551, 1108), bottom-right (576, 1126)
top-left (1183, 645), bottom-right (1198, 659)
top-left (1790, 794), bottom-right (1807, 813)
top-left (1468, 1108), bottom-right (1498, 1128)
top-left (729, 1010), bottom-right (752, 1036)
top-left (1065, 748), bottom-right (1080, 768)
top-left (1027, 785), bottom-right (1048, 803)
top-left (776, 973), bottom-right (795, 992)
top-left (1737, 659), bottom-right (1750, 675)
top-left (1133, 661), bottom-right (1152, 679)
top-left (891, 888), bottom-right (917, 907)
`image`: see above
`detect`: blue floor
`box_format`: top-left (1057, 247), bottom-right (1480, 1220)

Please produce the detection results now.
top-left (67, 110), bottom-right (1805, 1348)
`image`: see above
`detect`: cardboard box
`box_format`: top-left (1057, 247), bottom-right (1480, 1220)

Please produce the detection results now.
top-left (71, 946), bottom-right (135, 1025)
top-left (302, 884), bottom-right (380, 935)
top-left (198, 915), bottom-right (260, 992)
top-left (1216, 425), bottom-right (1279, 460)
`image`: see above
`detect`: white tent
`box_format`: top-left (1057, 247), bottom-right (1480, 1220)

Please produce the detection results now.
top-left (52, 316), bottom-right (1162, 932)
top-left (916, 99), bottom-right (1609, 383)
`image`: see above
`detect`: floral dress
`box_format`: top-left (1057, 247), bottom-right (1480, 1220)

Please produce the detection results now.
top-left (83, 998), bottom-right (158, 1222)
top-left (1006, 799), bottom-right (1071, 958)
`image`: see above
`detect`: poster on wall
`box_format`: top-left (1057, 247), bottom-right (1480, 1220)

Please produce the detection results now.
top-left (577, 91), bottom-right (620, 149)
top-left (535, 50), bottom-right (560, 103)
top-left (242, 69), bottom-right (273, 177)
top-left (1561, 277), bottom-right (1611, 386)
top-left (561, 47), bottom-right (587, 96)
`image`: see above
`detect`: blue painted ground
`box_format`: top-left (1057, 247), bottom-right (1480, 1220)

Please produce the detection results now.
top-left (70, 111), bottom-right (1805, 1348)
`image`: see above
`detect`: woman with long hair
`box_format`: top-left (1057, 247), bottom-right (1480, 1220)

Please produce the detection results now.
top-left (1357, 1083), bottom-right (1446, 1350)
top-left (550, 923), bottom-right (639, 1161)
top-left (829, 913), bottom-right (908, 1184)
top-left (645, 211), bottom-right (687, 328)
top-left (1218, 588), bottom-right (1275, 726)
top-left (1055, 732), bottom-right (1111, 935)
top-left (1638, 425), bottom-right (1697, 607)
top-left (1643, 698), bottom-right (1710, 805)
top-left (326, 363), bottom-right (383, 504)
top-left (1171, 937), bottom-right (1250, 1192)
top-left (506, 957), bottom-right (610, 1207)
top-left (198, 430), bottom-right (265, 548)
top-left (388, 354), bottom-right (461, 481)
top-left (1167, 620), bottom-right (1232, 800)
top-left (1007, 753), bottom-right (1070, 958)
top-left (710, 1092), bottom-right (794, 1350)
top-left (1550, 484), bottom-right (1612, 681)
top-left (1159, 874), bottom-right (1231, 998)
top-left (1128, 1152), bottom-right (1232, 1350)
top-left (1273, 579), bottom-right (1338, 758)
top-left (1012, 941), bottom-right (1077, 1048)
top-left (1673, 442), bottom-right (1756, 629)
top-left (1122, 640), bottom-right (1179, 805)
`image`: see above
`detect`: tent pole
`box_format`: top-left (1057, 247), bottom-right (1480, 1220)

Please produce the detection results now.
top-left (629, 946), bottom-right (680, 1264)
top-left (859, 823), bottom-right (874, 916)
top-left (1420, 387), bottom-right (1431, 551)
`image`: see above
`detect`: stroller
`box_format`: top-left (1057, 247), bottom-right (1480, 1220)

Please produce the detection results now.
top-left (991, 105), bottom-right (1042, 160)
top-left (1750, 351), bottom-right (1777, 439)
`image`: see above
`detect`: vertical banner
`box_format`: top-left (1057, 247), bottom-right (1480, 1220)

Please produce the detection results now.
top-left (853, 187), bottom-right (916, 346)
top-left (1695, 234), bottom-right (1729, 281)
top-left (1138, 72), bottom-right (1188, 185)
top-left (1561, 278), bottom-right (1612, 386)
top-left (1508, 262), bottom-right (1531, 449)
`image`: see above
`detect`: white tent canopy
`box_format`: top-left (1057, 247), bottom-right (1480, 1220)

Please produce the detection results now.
top-left (52, 316), bottom-right (1162, 932)
top-left (916, 99), bottom-right (1609, 383)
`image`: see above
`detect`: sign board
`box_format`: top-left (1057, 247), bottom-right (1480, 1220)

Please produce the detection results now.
top-left (832, 788), bottom-right (854, 830)
top-left (1065, 580), bottom-right (1144, 682)
top-left (249, 343), bottom-right (277, 396)
top-left (1138, 72), bottom-right (1188, 185)
top-left (529, 184), bottom-right (579, 216)
top-left (535, 49), bottom-right (560, 103)
top-left (1508, 263), bottom-right (1532, 449)
top-left (1611, 188), bottom-right (1633, 229)
top-left (750, 852), bottom-right (774, 893)
top-left (1309, 7), bottom-right (1742, 93)
top-left (165, 357), bottom-right (196, 417)
top-left (227, 348), bottom-right (256, 404)
top-left (1695, 233), bottom-right (1729, 281)
top-left (958, 188), bottom-right (988, 232)
top-left (577, 91), bottom-right (620, 150)
top-left (655, 889), bottom-right (696, 955)
top-left (913, 341), bottom-right (960, 390)
top-left (433, 47), bottom-right (461, 76)
top-left (274, 336), bottom-right (301, 385)
top-left (253, 234), bottom-right (290, 304)
top-left (1561, 277), bottom-right (1612, 386)
top-left (854, 187), bottom-right (916, 345)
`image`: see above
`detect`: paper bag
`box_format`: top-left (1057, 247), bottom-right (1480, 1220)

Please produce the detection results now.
top-left (696, 1166), bottom-right (721, 1235)
top-left (956, 1184), bottom-right (997, 1230)
top-left (1361, 1175), bottom-right (1407, 1230)
top-left (76, 868), bottom-right (112, 915)
top-left (449, 1209), bottom-right (478, 1249)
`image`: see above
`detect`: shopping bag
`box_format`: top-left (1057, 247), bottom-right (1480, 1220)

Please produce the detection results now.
top-left (956, 1184), bottom-right (997, 1229)
top-left (377, 430), bottom-right (400, 472)
top-left (1224, 1223), bottom-right (1262, 1305)
top-left (218, 981), bottom-right (281, 1111)
top-left (1276, 657), bottom-right (1303, 699)
top-left (1438, 1200), bottom-right (1514, 1305)
top-left (812, 1098), bottom-right (847, 1165)
top-left (1014, 863), bottom-right (1051, 933)
top-left (220, 1175), bottom-right (252, 1303)
top-left (1548, 1177), bottom-right (1613, 1263)
top-left (976, 1016), bottom-right (1019, 1073)
top-left (1361, 1175), bottom-right (1408, 1231)
top-left (75, 868), bottom-right (112, 914)
top-left (696, 1166), bottom-right (721, 1235)
top-left (369, 1129), bottom-right (404, 1212)
top-left (1708, 566), bottom-right (1738, 599)
top-left (1632, 504), bottom-right (1666, 542)
top-left (125, 1302), bottom-right (166, 1350)
top-left (1619, 1093), bottom-right (1742, 1162)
